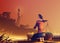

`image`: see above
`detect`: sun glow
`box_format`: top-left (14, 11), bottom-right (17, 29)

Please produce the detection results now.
top-left (53, 33), bottom-right (60, 36)
top-left (9, 35), bottom-right (27, 41)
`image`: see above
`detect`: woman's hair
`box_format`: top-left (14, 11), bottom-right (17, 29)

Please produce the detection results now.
top-left (38, 14), bottom-right (43, 19)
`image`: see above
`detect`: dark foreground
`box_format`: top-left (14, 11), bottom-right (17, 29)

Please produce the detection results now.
top-left (0, 40), bottom-right (60, 43)
top-left (15, 41), bottom-right (60, 43)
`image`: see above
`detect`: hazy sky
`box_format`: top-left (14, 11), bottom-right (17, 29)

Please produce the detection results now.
top-left (0, 0), bottom-right (60, 35)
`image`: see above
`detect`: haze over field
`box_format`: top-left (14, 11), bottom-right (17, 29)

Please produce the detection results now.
top-left (0, 0), bottom-right (60, 40)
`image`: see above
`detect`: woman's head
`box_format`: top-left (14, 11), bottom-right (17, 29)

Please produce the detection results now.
top-left (38, 14), bottom-right (43, 19)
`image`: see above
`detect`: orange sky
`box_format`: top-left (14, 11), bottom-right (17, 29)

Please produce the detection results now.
top-left (0, 0), bottom-right (60, 35)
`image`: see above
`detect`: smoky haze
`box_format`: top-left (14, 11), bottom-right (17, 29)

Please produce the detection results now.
top-left (0, 0), bottom-right (60, 35)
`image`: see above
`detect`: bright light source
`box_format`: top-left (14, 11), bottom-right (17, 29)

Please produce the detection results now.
top-left (9, 35), bottom-right (27, 41)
